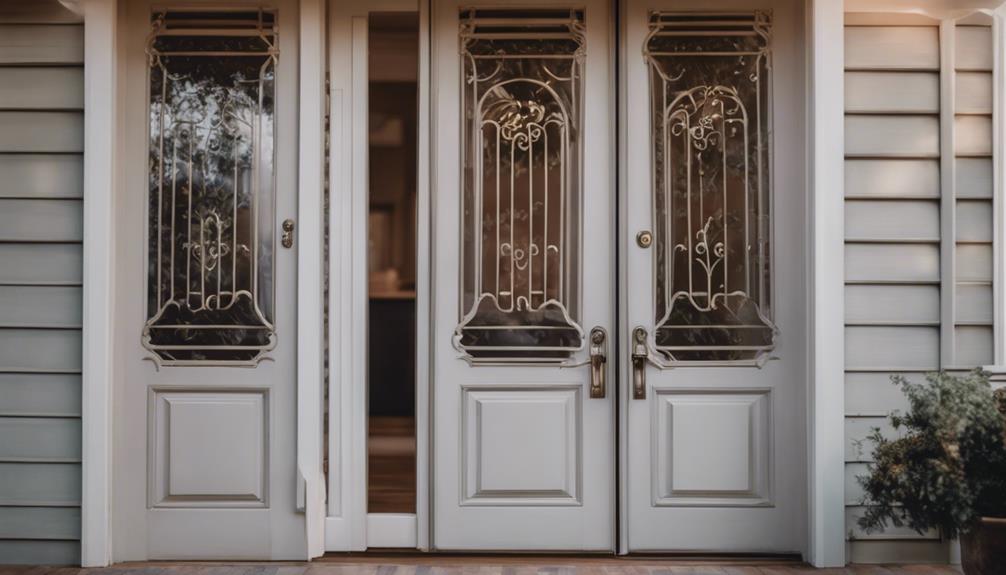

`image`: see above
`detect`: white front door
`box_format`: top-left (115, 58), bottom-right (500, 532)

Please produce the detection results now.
top-left (622, 0), bottom-right (809, 553)
top-left (115, 1), bottom-right (305, 560)
top-left (431, 0), bottom-right (616, 550)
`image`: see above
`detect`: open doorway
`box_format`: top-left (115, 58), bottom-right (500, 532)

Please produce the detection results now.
top-left (367, 11), bottom-right (419, 515)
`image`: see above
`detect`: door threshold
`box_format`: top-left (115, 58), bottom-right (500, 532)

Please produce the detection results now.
top-left (317, 552), bottom-right (804, 566)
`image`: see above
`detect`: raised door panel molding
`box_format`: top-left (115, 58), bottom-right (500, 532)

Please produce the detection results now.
top-left (652, 388), bottom-right (772, 507)
top-left (461, 385), bottom-right (581, 506)
top-left (149, 389), bottom-right (268, 508)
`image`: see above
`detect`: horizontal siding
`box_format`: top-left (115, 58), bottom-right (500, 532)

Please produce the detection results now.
top-left (0, 112), bottom-right (83, 153)
top-left (0, 329), bottom-right (82, 373)
top-left (0, 417), bottom-right (81, 462)
top-left (0, 8), bottom-right (83, 565)
top-left (0, 541), bottom-right (80, 566)
top-left (0, 199), bottom-right (83, 242)
top-left (0, 244), bottom-right (82, 285)
top-left (0, 155), bottom-right (83, 199)
top-left (0, 67), bottom-right (83, 110)
top-left (0, 507), bottom-right (80, 540)
top-left (0, 463), bottom-right (81, 507)
top-left (845, 159), bottom-right (940, 198)
top-left (0, 374), bottom-right (81, 417)
top-left (0, 286), bottom-right (82, 328)
top-left (843, 17), bottom-right (954, 563)
top-left (0, 25), bottom-right (82, 64)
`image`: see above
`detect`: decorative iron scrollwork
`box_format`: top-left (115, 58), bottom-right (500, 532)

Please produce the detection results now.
top-left (143, 10), bottom-right (278, 366)
top-left (646, 12), bottom-right (777, 365)
top-left (455, 9), bottom-right (586, 363)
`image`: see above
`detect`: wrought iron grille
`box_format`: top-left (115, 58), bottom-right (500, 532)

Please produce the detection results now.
top-left (454, 9), bottom-right (586, 364)
top-left (143, 10), bottom-right (278, 366)
top-left (646, 12), bottom-right (777, 365)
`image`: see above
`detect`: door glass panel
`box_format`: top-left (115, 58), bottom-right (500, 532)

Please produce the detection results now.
top-left (455, 9), bottom-right (585, 363)
top-left (143, 10), bottom-right (277, 366)
top-left (646, 12), bottom-right (776, 364)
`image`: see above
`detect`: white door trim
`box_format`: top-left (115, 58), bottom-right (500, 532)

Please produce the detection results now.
top-left (806, 0), bottom-right (846, 567)
top-left (298, 0), bottom-right (330, 560)
top-left (80, 0), bottom-right (118, 566)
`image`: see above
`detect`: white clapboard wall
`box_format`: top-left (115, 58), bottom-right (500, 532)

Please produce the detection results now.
top-left (0, 0), bottom-right (84, 566)
top-left (844, 12), bottom-right (996, 564)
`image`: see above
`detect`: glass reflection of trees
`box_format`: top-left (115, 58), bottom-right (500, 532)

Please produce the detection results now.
top-left (144, 12), bottom-right (277, 365)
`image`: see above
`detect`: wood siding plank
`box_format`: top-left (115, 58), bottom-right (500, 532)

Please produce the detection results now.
top-left (0, 286), bottom-right (81, 328)
top-left (845, 26), bottom-right (939, 70)
top-left (845, 159), bottom-right (940, 198)
top-left (0, 155), bottom-right (83, 199)
top-left (0, 199), bottom-right (83, 243)
top-left (845, 244), bottom-right (940, 282)
top-left (0, 507), bottom-right (80, 540)
top-left (845, 284), bottom-right (939, 324)
top-left (845, 200), bottom-right (939, 241)
top-left (0, 112), bottom-right (83, 153)
top-left (0, 374), bottom-right (81, 417)
top-left (0, 329), bottom-right (81, 372)
top-left (845, 71), bottom-right (939, 113)
top-left (955, 115), bottom-right (993, 156)
top-left (0, 462), bottom-right (80, 507)
top-left (0, 244), bottom-right (82, 285)
top-left (954, 325), bottom-right (994, 366)
top-left (0, 68), bottom-right (83, 110)
top-left (845, 116), bottom-right (940, 157)
top-left (0, 417), bottom-right (80, 461)
top-left (955, 26), bottom-right (993, 71)
top-left (845, 326), bottom-right (940, 370)
top-left (0, 25), bottom-right (82, 65)
top-left (955, 71), bottom-right (993, 114)
top-left (956, 157), bottom-right (993, 198)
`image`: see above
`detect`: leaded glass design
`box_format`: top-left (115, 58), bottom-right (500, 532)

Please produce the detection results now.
top-left (646, 12), bottom-right (776, 364)
top-left (143, 10), bottom-right (278, 366)
top-left (455, 9), bottom-right (585, 363)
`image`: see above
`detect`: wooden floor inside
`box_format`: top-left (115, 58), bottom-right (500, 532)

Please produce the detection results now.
top-left (368, 416), bottom-right (416, 513)
top-left (0, 555), bottom-right (965, 575)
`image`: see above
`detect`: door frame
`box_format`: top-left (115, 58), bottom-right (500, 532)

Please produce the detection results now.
top-left (76, 0), bottom-right (328, 565)
top-left (72, 0), bottom-right (892, 567)
top-left (324, 0), bottom-right (432, 551)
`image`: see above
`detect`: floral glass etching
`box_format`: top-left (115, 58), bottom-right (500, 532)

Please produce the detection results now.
top-left (143, 11), bottom-right (277, 366)
top-left (646, 12), bottom-right (776, 364)
top-left (455, 9), bottom-right (585, 363)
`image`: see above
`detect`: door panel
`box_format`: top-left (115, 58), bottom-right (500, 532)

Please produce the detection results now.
top-left (115, 1), bottom-right (304, 560)
top-left (431, 0), bottom-right (615, 550)
top-left (623, 0), bottom-right (808, 553)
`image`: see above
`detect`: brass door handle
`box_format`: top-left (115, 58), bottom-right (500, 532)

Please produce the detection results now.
top-left (631, 326), bottom-right (647, 400)
top-left (589, 326), bottom-right (607, 399)
top-left (282, 219), bottom-right (295, 248)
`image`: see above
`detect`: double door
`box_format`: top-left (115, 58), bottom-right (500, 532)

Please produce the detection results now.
top-left (431, 0), bottom-right (808, 553)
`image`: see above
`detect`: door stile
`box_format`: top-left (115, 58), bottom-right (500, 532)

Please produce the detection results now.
top-left (297, 0), bottom-right (329, 559)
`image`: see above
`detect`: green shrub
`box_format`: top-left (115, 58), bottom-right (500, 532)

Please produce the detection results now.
top-left (857, 370), bottom-right (1006, 539)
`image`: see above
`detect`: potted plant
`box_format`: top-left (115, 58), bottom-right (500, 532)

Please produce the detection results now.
top-left (857, 370), bottom-right (1006, 574)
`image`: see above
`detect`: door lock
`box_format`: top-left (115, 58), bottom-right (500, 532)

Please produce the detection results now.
top-left (636, 230), bottom-right (653, 248)
top-left (282, 219), bottom-right (295, 248)
top-left (588, 327), bottom-right (607, 399)
top-left (631, 326), bottom-right (648, 400)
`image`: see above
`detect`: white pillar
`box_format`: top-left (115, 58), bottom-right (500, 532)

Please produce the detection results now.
top-left (807, 0), bottom-right (847, 567)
